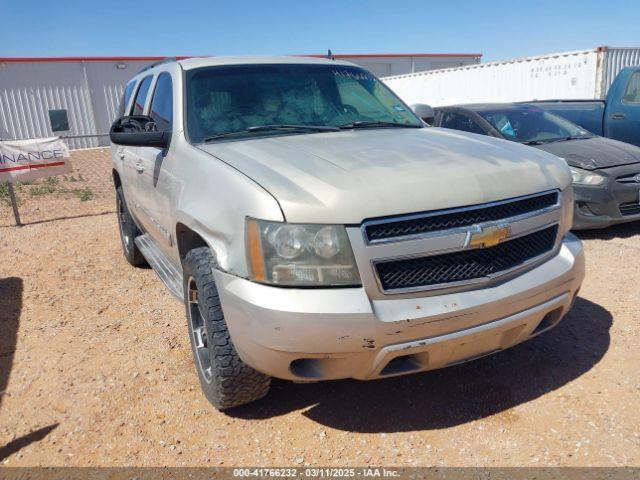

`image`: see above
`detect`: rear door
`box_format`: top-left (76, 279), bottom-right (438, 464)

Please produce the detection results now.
top-left (114, 79), bottom-right (139, 207)
top-left (606, 70), bottom-right (640, 147)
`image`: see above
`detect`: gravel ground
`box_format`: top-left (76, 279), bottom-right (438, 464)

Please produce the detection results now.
top-left (0, 153), bottom-right (639, 466)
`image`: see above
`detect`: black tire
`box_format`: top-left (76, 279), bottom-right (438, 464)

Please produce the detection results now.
top-left (116, 186), bottom-right (146, 267)
top-left (183, 247), bottom-right (271, 410)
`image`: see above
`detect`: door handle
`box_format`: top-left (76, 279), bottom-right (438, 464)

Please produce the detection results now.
top-left (135, 162), bottom-right (144, 173)
top-left (119, 153), bottom-right (125, 160)
top-left (611, 112), bottom-right (627, 120)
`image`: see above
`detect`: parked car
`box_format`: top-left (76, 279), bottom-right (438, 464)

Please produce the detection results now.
top-left (432, 103), bottom-right (640, 230)
top-left (110, 56), bottom-right (584, 410)
top-left (530, 67), bottom-right (640, 148)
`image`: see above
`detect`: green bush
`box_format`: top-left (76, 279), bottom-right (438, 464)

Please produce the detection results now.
top-left (72, 188), bottom-right (93, 202)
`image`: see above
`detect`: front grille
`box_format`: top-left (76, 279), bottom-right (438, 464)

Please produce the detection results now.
top-left (619, 202), bottom-right (640, 216)
top-left (365, 191), bottom-right (559, 243)
top-left (616, 174), bottom-right (640, 184)
top-left (375, 225), bottom-right (558, 291)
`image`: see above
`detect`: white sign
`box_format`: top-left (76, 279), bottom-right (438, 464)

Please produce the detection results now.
top-left (0, 137), bottom-right (72, 183)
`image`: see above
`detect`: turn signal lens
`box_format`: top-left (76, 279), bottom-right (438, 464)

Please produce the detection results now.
top-left (246, 218), bottom-right (266, 282)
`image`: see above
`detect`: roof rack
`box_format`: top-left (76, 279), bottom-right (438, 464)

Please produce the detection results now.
top-left (137, 57), bottom-right (177, 74)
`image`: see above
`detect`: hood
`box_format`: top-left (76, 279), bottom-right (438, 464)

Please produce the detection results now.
top-left (198, 128), bottom-right (570, 224)
top-left (534, 136), bottom-right (640, 170)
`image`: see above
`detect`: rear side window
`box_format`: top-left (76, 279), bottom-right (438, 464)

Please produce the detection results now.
top-left (149, 73), bottom-right (173, 132)
top-left (132, 76), bottom-right (153, 115)
top-left (623, 72), bottom-right (640, 104)
top-left (118, 80), bottom-right (137, 117)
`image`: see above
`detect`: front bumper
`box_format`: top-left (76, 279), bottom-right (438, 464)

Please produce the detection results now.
top-left (572, 165), bottom-right (640, 230)
top-left (215, 234), bottom-right (585, 381)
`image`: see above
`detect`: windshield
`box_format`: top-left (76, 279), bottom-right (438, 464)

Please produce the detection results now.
top-left (185, 64), bottom-right (423, 143)
top-left (477, 107), bottom-right (591, 143)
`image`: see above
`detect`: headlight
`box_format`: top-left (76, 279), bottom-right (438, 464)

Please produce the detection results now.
top-left (246, 219), bottom-right (361, 286)
top-left (569, 166), bottom-right (606, 185)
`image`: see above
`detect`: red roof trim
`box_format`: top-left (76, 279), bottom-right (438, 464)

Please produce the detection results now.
top-left (0, 56), bottom-right (193, 63)
top-left (0, 53), bottom-right (482, 63)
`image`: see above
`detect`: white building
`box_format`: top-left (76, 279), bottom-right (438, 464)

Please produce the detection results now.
top-left (0, 53), bottom-right (481, 149)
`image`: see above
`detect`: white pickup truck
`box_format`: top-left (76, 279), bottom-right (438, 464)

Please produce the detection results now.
top-left (110, 56), bottom-right (584, 410)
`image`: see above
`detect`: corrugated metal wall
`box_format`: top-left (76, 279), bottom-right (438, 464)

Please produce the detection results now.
top-left (0, 61), bottom-right (94, 149)
top-left (383, 49), bottom-right (602, 107)
top-left (384, 47), bottom-right (640, 107)
top-left (600, 47), bottom-right (640, 97)
top-left (341, 55), bottom-right (480, 77)
top-left (0, 59), bottom-right (152, 149)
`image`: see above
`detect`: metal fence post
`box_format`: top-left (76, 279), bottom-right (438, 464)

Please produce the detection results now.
top-left (6, 181), bottom-right (21, 226)
top-left (1, 131), bottom-right (23, 226)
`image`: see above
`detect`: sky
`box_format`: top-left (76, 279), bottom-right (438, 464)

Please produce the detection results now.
top-left (2, 0), bottom-right (639, 62)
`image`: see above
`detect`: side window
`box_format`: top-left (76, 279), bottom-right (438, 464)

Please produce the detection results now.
top-left (118, 80), bottom-right (137, 117)
top-left (623, 72), bottom-right (640, 104)
top-left (132, 76), bottom-right (153, 115)
top-left (439, 111), bottom-right (461, 129)
top-left (439, 111), bottom-right (485, 135)
top-left (149, 73), bottom-right (173, 132)
top-left (433, 110), bottom-right (445, 126)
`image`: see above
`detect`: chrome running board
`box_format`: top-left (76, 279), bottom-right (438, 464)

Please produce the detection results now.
top-left (135, 234), bottom-right (183, 300)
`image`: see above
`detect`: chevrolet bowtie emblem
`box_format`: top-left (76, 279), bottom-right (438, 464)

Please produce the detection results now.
top-left (468, 223), bottom-right (511, 248)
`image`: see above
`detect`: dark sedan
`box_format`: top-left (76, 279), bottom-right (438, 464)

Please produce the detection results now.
top-left (431, 103), bottom-right (640, 230)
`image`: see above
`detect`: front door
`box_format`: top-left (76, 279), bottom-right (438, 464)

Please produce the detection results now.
top-left (135, 71), bottom-right (176, 252)
top-left (606, 70), bottom-right (640, 147)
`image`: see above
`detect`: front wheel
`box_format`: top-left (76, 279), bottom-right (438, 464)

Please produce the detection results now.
top-left (183, 247), bottom-right (271, 410)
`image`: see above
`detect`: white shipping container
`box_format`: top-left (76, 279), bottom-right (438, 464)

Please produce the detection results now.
top-left (383, 47), bottom-right (640, 107)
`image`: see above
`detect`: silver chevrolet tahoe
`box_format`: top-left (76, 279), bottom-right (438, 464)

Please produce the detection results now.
top-left (110, 56), bottom-right (585, 410)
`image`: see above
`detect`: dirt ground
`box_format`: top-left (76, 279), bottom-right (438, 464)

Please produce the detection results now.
top-left (0, 150), bottom-right (639, 466)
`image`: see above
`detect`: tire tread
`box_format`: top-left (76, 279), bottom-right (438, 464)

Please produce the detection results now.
top-left (184, 247), bottom-right (270, 410)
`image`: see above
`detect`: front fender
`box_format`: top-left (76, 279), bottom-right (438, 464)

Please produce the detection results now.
top-left (171, 145), bottom-right (284, 277)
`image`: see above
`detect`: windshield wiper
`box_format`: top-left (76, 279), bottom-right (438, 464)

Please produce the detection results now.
top-left (248, 124), bottom-right (340, 132)
top-left (552, 135), bottom-right (594, 142)
top-left (203, 124), bottom-right (339, 142)
top-left (523, 135), bottom-right (594, 146)
top-left (338, 121), bottom-right (422, 130)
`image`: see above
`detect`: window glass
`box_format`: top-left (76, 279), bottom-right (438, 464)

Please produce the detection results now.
top-left (48, 109), bottom-right (69, 132)
top-left (185, 64), bottom-right (422, 143)
top-left (132, 76), bottom-right (153, 115)
top-left (438, 111), bottom-right (458, 129)
top-left (149, 73), bottom-right (173, 132)
top-left (439, 111), bottom-right (486, 135)
top-left (623, 72), bottom-right (640, 104)
top-left (478, 107), bottom-right (591, 143)
top-left (118, 80), bottom-right (137, 116)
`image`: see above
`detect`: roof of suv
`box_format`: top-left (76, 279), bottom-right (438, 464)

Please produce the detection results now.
top-left (178, 55), bottom-right (357, 70)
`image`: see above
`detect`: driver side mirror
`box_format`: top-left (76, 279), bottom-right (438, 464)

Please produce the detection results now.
top-left (411, 104), bottom-right (435, 125)
top-left (110, 115), bottom-right (170, 148)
